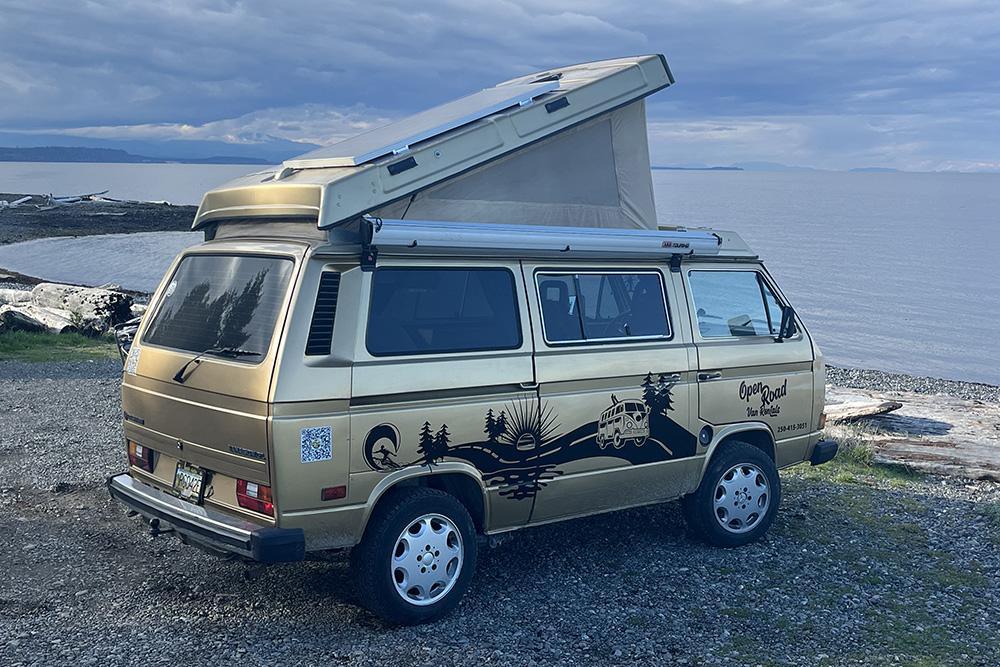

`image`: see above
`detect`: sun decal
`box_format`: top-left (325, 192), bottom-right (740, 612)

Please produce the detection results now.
top-left (498, 397), bottom-right (560, 452)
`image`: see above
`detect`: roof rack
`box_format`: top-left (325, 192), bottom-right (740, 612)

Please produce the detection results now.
top-left (361, 217), bottom-right (722, 264)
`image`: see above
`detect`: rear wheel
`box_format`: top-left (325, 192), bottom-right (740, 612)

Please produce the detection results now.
top-left (682, 441), bottom-right (780, 547)
top-left (351, 486), bottom-right (477, 625)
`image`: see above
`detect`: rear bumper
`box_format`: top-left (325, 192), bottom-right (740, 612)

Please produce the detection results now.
top-left (809, 440), bottom-right (839, 466)
top-left (107, 473), bottom-right (304, 563)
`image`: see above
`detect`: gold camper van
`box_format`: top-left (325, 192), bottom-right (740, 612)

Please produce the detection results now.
top-left (108, 55), bottom-right (837, 624)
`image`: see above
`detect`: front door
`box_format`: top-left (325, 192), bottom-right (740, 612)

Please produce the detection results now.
top-left (523, 264), bottom-right (702, 523)
top-left (683, 265), bottom-right (815, 465)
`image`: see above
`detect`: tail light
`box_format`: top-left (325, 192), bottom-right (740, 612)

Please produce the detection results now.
top-left (819, 412), bottom-right (828, 429)
top-left (236, 479), bottom-right (274, 516)
top-left (127, 440), bottom-right (155, 472)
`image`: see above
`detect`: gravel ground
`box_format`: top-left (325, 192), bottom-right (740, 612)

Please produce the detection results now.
top-left (1, 360), bottom-right (999, 666)
top-left (827, 365), bottom-right (1000, 403)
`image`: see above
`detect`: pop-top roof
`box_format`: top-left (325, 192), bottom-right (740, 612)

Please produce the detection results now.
top-left (194, 55), bottom-right (674, 232)
top-left (285, 81), bottom-right (559, 168)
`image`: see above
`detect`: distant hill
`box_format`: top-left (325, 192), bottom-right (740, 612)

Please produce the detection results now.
top-left (730, 161), bottom-right (821, 172)
top-left (0, 131), bottom-right (319, 164)
top-left (0, 146), bottom-right (273, 165)
top-left (848, 166), bottom-right (901, 173)
top-left (652, 165), bottom-right (743, 171)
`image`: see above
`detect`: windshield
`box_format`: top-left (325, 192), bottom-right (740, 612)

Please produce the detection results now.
top-left (143, 254), bottom-right (294, 362)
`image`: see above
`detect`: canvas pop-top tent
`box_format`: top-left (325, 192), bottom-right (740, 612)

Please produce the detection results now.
top-left (193, 55), bottom-right (674, 239)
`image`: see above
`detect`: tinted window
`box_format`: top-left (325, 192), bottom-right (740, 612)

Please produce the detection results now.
top-left (537, 272), bottom-right (669, 343)
top-left (366, 268), bottom-right (521, 356)
top-left (143, 255), bottom-right (294, 361)
top-left (688, 270), bottom-right (783, 338)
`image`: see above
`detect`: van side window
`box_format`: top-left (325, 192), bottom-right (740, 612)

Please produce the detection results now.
top-left (537, 272), bottom-right (669, 343)
top-left (366, 268), bottom-right (522, 356)
top-left (688, 270), bottom-right (784, 338)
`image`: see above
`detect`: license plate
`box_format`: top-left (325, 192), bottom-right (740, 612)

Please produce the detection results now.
top-left (173, 462), bottom-right (205, 502)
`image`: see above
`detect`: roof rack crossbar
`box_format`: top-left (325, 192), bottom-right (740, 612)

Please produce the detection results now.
top-left (361, 217), bottom-right (721, 259)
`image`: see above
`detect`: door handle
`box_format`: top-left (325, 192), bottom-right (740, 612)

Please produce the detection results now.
top-left (697, 371), bottom-right (722, 382)
top-left (662, 373), bottom-right (682, 382)
top-left (519, 381), bottom-right (539, 390)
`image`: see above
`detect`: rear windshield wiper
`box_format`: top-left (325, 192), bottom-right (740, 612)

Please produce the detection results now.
top-left (172, 347), bottom-right (262, 384)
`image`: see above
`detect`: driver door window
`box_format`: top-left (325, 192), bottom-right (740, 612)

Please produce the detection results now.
top-left (688, 270), bottom-right (783, 338)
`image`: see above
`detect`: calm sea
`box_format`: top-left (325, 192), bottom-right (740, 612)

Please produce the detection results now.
top-left (653, 170), bottom-right (1000, 385)
top-left (1, 163), bottom-right (998, 384)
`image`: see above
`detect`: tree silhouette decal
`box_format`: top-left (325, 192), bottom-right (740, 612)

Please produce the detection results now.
top-left (433, 424), bottom-right (451, 459)
top-left (656, 373), bottom-right (675, 413)
top-left (417, 421), bottom-right (436, 466)
top-left (642, 373), bottom-right (658, 410)
top-left (484, 409), bottom-right (498, 443)
top-left (495, 410), bottom-right (509, 442)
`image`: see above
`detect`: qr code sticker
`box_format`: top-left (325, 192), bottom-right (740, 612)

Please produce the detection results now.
top-left (300, 426), bottom-right (333, 463)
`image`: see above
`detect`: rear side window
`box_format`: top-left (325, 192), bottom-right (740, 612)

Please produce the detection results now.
top-left (143, 254), bottom-right (294, 361)
top-left (366, 268), bottom-right (521, 356)
top-left (537, 272), bottom-right (670, 343)
top-left (688, 270), bottom-right (783, 338)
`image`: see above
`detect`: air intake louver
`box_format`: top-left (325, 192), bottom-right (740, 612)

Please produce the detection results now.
top-left (305, 272), bottom-right (340, 355)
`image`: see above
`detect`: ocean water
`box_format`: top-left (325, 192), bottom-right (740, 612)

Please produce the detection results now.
top-left (0, 161), bottom-right (257, 204)
top-left (1, 163), bottom-right (998, 384)
top-left (653, 170), bottom-right (1000, 385)
top-left (0, 232), bottom-right (200, 293)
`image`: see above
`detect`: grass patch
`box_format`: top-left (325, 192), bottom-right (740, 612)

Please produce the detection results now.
top-left (0, 331), bottom-right (118, 362)
top-left (976, 502), bottom-right (1000, 545)
top-left (790, 420), bottom-right (922, 487)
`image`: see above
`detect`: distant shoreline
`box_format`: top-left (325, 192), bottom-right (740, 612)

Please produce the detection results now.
top-left (0, 146), bottom-right (271, 165)
top-left (652, 165), bottom-right (743, 171)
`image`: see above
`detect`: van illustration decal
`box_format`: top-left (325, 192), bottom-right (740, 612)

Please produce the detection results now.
top-left (362, 373), bottom-right (696, 499)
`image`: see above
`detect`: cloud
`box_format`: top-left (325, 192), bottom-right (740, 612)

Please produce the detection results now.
top-left (0, 0), bottom-right (997, 169)
top-left (47, 104), bottom-right (394, 147)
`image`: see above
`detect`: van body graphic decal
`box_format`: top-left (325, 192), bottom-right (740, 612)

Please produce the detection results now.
top-left (361, 373), bottom-right (696, 499)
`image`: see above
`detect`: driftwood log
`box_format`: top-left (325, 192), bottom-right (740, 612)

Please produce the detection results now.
top-left (31, 283), bottom-right (133, 327)
top-left (0, 288), bottom-right (32, 305)
top-left (826, 385), bottom-right (1000, 481)
top-left (0, 303), bottom-right (81, 334)
top-left (0, 283), bottom-right (138, 334)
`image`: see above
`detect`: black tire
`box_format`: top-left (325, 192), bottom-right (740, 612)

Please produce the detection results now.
top-left (682, 441), bottom-right (781, 548)
top-left (351, 486), bottom-right (477, 625)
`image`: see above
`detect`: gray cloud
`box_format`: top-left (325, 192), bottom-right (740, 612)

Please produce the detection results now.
top-left (0, 0), bottom-right (997, 169)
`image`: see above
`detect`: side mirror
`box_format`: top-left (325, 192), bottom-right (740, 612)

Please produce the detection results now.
top-left (775, 305), bottom-right (797, 342)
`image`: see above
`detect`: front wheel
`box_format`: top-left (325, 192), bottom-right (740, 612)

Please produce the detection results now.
top-left (682, 441), bottom-right (781, 548)
top-left (351, 487), bottom-right (477, 625)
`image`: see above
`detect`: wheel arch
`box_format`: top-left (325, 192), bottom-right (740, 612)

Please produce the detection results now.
top-left (360, 462), bottom-right (489, 537)
top-left (700, 424), bottom-right (775, 475)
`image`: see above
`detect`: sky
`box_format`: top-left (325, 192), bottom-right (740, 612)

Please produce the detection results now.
top-left (1, 0), bottom-right (999, 171)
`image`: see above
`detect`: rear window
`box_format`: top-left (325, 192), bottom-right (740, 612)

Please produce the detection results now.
top-left (143, 254), bottom-right (294, 361)
top-left (366, 268), bottom-right (522, 356)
